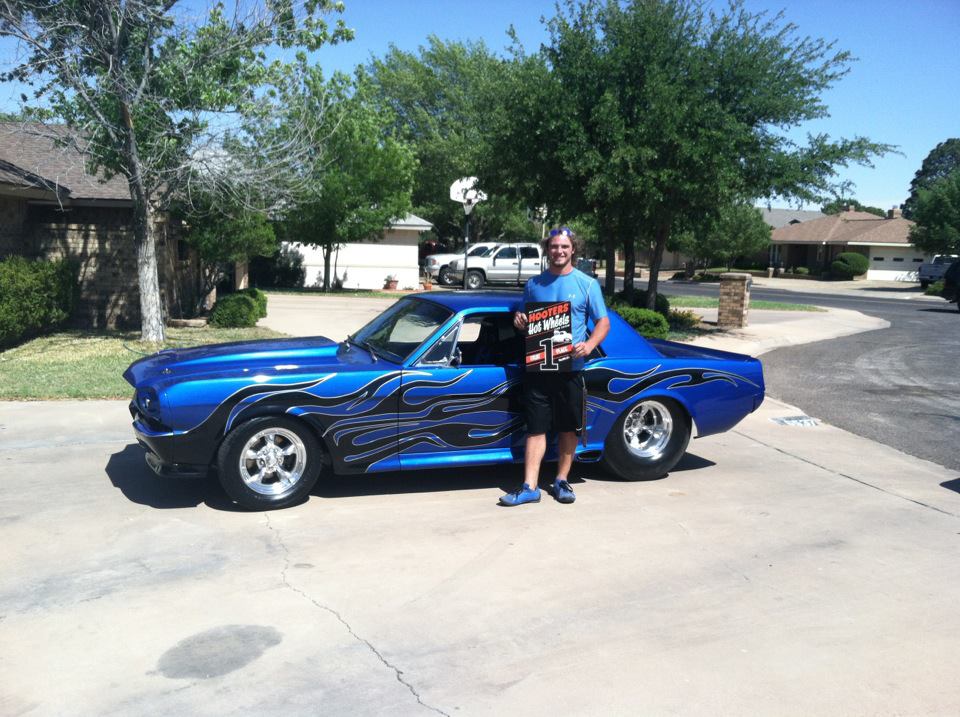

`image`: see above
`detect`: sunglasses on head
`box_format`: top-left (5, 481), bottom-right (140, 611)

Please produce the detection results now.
top-left (548, 226), bottom-right (573, 238)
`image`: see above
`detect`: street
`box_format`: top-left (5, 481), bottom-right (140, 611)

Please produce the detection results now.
top-left (653, 279), bottom-right (960, 471)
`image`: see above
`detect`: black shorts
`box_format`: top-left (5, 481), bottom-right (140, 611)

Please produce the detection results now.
top-left (523, 372), bottom-right (585, 435)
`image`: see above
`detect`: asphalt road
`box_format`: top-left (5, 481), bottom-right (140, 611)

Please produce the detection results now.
top-left (655, 279), bottom-right (960, 472)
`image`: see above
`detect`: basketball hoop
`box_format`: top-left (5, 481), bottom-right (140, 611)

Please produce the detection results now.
top-left (450, 177), bottom-right (487, 215)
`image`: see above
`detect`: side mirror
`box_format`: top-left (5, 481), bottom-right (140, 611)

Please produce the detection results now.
top-left (450, 347), bottom-right (462, 368)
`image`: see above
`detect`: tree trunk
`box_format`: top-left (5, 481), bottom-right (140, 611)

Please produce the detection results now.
top-left (603, 222), bottom-right (617, 295)
top-left (322, 244), bottom-right (332, 292)
top-left (646, 221), bottom-right (671, 311)
top-left (622, 235), bottom-right (636, 303)
top-left (120, 103), bottom-right (164, 342)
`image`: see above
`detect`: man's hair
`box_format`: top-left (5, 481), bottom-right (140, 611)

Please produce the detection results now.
top-left (541, 226), bottom-right (583, 256)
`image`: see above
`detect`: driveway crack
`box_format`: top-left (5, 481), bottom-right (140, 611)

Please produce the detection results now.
top-left (734, 430), bottom-right (959, 518)
top-left (263, 514), bottom-right (449, 716)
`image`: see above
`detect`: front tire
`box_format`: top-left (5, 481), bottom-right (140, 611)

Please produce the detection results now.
top-left (217, 416), bottom-right (324, 510)
top-left (601, 397), bottom-right (691, 481)
top-left (466, 270), bottom-right (485, 290)
top-left (438, 266), bottom-right (455, 285)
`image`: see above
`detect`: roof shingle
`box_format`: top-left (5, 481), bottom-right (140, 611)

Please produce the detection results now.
top-left (771, 210), bottom-right (914, 246)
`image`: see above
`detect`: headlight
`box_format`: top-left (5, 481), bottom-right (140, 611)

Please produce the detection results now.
top-left (427, 258), bottom-right (437, 266)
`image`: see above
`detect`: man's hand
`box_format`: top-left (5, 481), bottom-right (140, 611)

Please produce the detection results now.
top-left (513, 311), bottom-right (528, 330)
top-left (571, 341), bottom-right (592, 358)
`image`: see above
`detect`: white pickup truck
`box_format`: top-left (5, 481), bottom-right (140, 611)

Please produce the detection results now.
top-left (448, 242), bottom-right (544, 289)
top-left (919, 255), bottom-right (959, 288)
top-left (423, 242), bottom-right (501, 285)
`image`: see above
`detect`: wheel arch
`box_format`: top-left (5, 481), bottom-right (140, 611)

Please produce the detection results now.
top-left (214, 405), bottom-right (334, 473)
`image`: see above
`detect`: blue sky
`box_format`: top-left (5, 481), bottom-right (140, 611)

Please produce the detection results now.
top-left (3, 0), bottom-right (957, 210)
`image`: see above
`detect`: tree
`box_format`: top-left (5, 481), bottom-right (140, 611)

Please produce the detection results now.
top-left (909, 170), bottom-right (960, 255)
top-left (821, 198), bottom-right (885, 217)
top-left (275, 72), bottom-right (416, 291)
top-left (180, 201), bottom-right (277, 314)
top-left (482, 0), bottom-right (891, 308)
top-left (0, 1), bottom-right (352, 341)
top-left (366, 37), bottom-right (540, 245)
top-left (671, 203), bottom-right (771, 269)
top-left (903, 139), bottom-right (960, 219)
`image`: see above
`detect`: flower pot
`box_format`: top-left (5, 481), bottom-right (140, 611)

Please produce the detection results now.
top-left (384, 280), bottom-right (398, 290)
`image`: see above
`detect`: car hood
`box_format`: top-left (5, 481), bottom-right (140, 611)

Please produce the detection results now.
top-left (123, 336), bottom-right (379, 388)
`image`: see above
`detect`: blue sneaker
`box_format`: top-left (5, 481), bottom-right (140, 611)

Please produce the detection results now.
top-left (499, 484), bottom-right (541, 506)
top-left (551, 479), bottom-right (576, 504)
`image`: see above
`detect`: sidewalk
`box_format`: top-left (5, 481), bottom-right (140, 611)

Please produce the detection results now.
top-left (258, 291), bottom-right (890, 358)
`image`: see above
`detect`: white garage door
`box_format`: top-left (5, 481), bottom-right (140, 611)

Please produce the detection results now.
top-left (863, 245), bottom-right (925, 281)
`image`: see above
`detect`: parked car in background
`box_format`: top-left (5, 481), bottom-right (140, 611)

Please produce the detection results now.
top-left (424, 242), bottom-right (500, 285)
top-left (576, 257), bottom-right (599, 279)
top-left (448, 242), bottom-right (544, 289)
top-left (124, 292), bottom-right (765, 510)
top-left (919, 254), bottom-right (959, 288)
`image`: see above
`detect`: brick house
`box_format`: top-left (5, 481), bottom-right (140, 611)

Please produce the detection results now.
top-left (770, 207), bottom-right (923, 280)
top-left (0, 124), bottom-right (200, 328)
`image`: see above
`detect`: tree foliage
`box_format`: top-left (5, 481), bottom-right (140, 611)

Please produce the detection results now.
top-left (481, 0), bottom-right (891, 307)
top-left (274, 71), bottom-right (416, 291)
top-left (366, 37), bottom-right (541, 245)
top-left (820, 198), bottom-right (885, 217)
top-left (671, 203), bottom-right (771, 268)
top-left (903, 139), bottom-right (960, 220)
top-left (0, 1), bottom-right (352, 340)
top-left (909, 170), bottom-right (960, 255)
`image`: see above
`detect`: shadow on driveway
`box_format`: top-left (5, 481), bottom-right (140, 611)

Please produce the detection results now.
top-left (107, 442), bottom-right (716, 508)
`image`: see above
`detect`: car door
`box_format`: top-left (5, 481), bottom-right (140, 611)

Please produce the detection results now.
top-left (398, 312), bottom-right (525, 470)
top-left (518, 246), bottom-right (542, 283)
top-left (487, 246), bottom-right (518, 282)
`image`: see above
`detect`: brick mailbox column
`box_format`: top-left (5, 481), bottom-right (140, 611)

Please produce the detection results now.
top-left (718, 272), bottom-right (752, 328)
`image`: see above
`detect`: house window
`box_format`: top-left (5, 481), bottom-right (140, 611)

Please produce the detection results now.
top-left (893, 257), bottom-right (903, 262)
top-left (912, 258), bottom-right (923, 263)
top-left (873, 257), bottom-right (884, 261)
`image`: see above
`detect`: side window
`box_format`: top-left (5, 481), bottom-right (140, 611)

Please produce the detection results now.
top-left (457, 313), bottom-right (521, 367)
top-left (495, 247), bottom-right (517, 260)
top-left (419, 323), bottom-right (459, 364)
top-left (520, 246), bottom-right (539, 259)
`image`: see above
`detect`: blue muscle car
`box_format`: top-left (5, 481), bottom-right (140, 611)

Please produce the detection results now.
top-left (124, 292), bottom-right (764, 510)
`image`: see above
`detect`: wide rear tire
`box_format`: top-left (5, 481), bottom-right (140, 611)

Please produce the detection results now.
top-left (217, 416), bottom-right (324, 510)
top-left (601, 397), bottom-right (691, 481)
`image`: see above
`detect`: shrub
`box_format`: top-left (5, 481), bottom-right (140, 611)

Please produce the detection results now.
top-left (615, 306), bottom-right (669, 339)
top-left (926, 279), bottom-right (945, 296)
top-left (611, 288), bottom-right (670, 318)
top-left (0, 256), bottom-right (77, 348)
top-left (794, 266), bottom-right (810, 275)
top-left (209, 293), bottom-right (259, 328)
top-left (668, 309), bottom-right (700, 330)
top-left (830, 252), bottom-right (869, 278)
top-left (238, 287), bottom-right (268, 318)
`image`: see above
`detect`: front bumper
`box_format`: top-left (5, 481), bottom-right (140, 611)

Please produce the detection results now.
top-left (129, 401), bottom-right (207, 479)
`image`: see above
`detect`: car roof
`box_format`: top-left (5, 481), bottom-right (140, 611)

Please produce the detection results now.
top-left (408, 290), bottom-right (523, 313)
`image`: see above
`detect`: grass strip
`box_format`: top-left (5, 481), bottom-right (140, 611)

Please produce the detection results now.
top-left (0, 326), bottom-right (287, 400)
top-left (664, 295), bottom-right (823, 311)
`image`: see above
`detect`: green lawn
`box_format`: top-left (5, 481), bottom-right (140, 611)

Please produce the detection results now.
top-left (0, 326), bottom-right (286, 400)
top-left (664, 294), bottom-right (823, 312)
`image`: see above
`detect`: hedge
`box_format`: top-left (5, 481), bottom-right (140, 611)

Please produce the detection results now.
top-left (0, 256), bottom-right (77, 348)
top-left (238, 287), bottom-right (268, 318)
top-left (615, 306), bottom-right (669, 339)
top-left (830, 252), bottom-right (869, 279)
top-left (209, 293), bottom-right (259, 328)
top-left (610, 288), bottom-right (671, 318)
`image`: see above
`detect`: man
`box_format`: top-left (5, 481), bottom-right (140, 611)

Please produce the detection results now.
top-left (500, 227), bottom-right (610, 506)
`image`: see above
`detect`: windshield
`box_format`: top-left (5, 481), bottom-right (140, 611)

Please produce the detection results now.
top-left (469, 245), bottom-right (499, 257)
top-left (350, 298), bottom-right (453, 363)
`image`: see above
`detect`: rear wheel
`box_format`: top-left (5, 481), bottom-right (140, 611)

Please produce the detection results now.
top-left (466, 270), bottom-right (484, 290)
top-left (217, 416), bottom-right (324, 510)
top-left (601, 397), bottom-right (691, 481)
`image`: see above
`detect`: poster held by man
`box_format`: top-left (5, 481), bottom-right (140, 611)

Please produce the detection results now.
top-left (524, 301), bottom-right (573, 372)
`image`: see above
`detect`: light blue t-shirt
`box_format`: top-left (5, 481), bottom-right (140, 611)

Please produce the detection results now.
top-left (523, 269), bottom-right (607, 369)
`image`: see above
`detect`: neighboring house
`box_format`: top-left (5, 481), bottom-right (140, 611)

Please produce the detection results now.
top-left (760, 207), bottom-right (825, 229)
top-left (771, 207), bottom-right (922, 280)
top-left (288, 213), bottom-right (433, 290)
top-left (0, 123), bottom-right (200, 327)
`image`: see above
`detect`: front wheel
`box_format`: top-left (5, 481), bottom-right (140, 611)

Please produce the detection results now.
top-left (217, 416), bottom-right (324, 510)
top-left (601, 397), bottom-right (691, 481)
top-left (465, 270), bottom-right (485, 290)
top-left (438, 266), bottom-right (455, 285)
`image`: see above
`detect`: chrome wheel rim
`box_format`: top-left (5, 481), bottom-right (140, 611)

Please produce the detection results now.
top-left (466, 272), bottom-right (482, 289)
top-left (238, 428), bottom-right (307, 495)
top-left (622, 400), bottom-right (673, 460)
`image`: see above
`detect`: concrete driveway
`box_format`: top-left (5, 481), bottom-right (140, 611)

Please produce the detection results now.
top-left (2, 292), bottom-right (958, 715)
